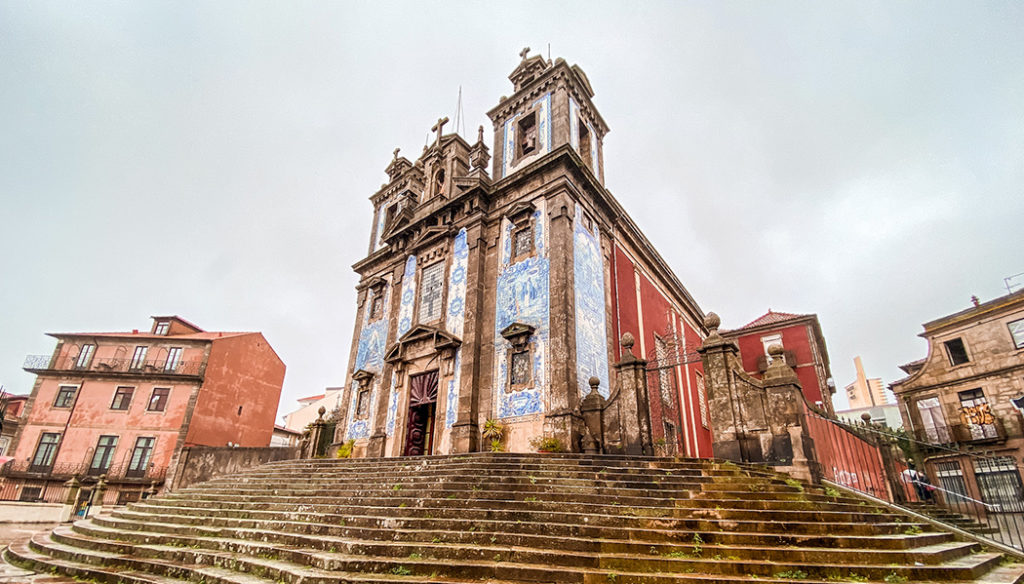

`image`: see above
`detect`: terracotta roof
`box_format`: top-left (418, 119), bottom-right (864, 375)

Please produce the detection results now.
top-left (47, 331), bottom-right (252, 341)
top-left (274, 425), bottom-right (303, 435)
top-left (297, 394), bottom-right (326, 403)
top-left (736, 310), bottom-right (809, 330)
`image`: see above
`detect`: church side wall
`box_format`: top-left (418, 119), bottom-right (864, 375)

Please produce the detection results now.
top-left (612, 244), bottom-right (712, 458)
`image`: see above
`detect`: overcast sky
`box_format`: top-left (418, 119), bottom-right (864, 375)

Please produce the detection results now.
top-left (2, 1), bottom-right (1022, 419)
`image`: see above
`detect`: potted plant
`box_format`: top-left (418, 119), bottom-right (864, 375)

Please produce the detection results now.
top-left (482, 419), bottom-right (505, 452)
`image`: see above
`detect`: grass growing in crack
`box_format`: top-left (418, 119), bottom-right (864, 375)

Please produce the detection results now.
top-left (784, 478), bottom-right (804, 493)
top-left (903, 525), bottom-right (923, 535)
top-left (824, 486), bottom-right (840, 498)
top-left (773, 569), bottom-right (808, 579)
top-left (391, 565), bottom-right (412, 576)
top-left (408, 552), bottom-right (422, 560)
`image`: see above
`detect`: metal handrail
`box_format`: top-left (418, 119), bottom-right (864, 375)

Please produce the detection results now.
top-left (23, 354), bottom-right (202, 376)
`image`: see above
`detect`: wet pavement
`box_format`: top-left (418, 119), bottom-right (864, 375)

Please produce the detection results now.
top-left (0, 522), bottom-right (75, 583)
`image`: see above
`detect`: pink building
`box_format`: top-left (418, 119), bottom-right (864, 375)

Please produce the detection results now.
top-left (2, 316), bottom-right (285, 505)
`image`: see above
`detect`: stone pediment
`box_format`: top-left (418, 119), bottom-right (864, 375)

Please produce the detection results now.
top-left (409, 225), bottom-right (454, 251)
top-left (500, 322), bottom-right (536, 350)
top-left (506, 201), bottom-right (536, 224)
top-left (352, 369), bottom-right (375, 387)
top-left (385, 324), bottom-right (462, 364)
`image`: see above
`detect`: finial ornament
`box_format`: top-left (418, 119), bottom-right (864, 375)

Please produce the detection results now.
top-left (621, 332), bottom-right (635, 351)
top-left (520, 47), bottom-right (530, 60)
top-left (477, 125), bottom-right (484, 144)
top-left (588, 376), bottom-right (600, 392)
top-left (393, 147), bottom-right (400, 160)
top-left (704, 312), bottom-right (721, 333)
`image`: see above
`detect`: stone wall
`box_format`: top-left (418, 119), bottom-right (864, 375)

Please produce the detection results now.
top-left (166, 446), bottom-right (300, 491)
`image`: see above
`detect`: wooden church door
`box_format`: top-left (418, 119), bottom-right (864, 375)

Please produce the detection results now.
top-left (404, 370), bottom-right (439, 456)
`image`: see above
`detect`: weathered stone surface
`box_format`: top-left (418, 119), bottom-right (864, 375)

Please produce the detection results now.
top-left (5, 453), bottom-right (1023, 583)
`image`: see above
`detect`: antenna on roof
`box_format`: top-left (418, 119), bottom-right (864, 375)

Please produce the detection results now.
top-left (548, 42), bottom-right (551, 63)
top-left (1006, 272), bottom-right (1024, 295)
top-left (454, 85), bottom-right (465, 138)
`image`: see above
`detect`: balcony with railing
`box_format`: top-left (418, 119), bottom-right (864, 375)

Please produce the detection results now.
top-left (0, 459), bottom-right (167, 484)
top-left (23, 354), bottom-right (203, 378)
top-left (913, 418), bottom-right (1008, 448)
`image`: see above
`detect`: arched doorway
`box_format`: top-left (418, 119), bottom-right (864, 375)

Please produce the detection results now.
top-left (404, 370), bottom-right (439, 456)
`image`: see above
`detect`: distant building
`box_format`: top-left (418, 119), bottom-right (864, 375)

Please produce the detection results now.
top-left (271, 425), bottom-right (303, 448)
top-left (0, 394), bottom-right (29, 457)
top-left (282, 387), bottom-right (345, 432)
top-left (720, 310), bottom-right (836, 416)
top-left (890, 291), bottom-right (1024, 505)
top-left (835, 356), bottom-right (900, 428)
top-left (2, 316), bottom-right (285, 505)
top-left (845, 356), bottom-right (893, 409)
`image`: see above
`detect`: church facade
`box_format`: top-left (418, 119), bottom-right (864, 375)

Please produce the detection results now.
top-left (337, 53), bottom-right (711, 458)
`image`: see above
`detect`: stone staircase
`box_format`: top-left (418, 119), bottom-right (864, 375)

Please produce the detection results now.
top-left (5, 453), bottom-right (1023, 583)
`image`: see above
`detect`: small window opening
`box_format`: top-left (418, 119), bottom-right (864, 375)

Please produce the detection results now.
top-left (370, 295), bottom-right (383, 320)
top-left (434, 168), bottom-right (446, 196)
top-left (356, 388), bottom-right (370, 418)
top-left (154, 321), bottom-right (170, 335)
top-left (944, 338), bottom-right (970, 366)
top-left (237, 405), bottom-right (243, 416)
top-left (513, 227), bottom-right (533, 260)
top-left (578, 120), bottom-right (592, 168)
top-left (510, 350), bottom-right (532, 388)
top-left (517, 112), bottom-right (538, 159)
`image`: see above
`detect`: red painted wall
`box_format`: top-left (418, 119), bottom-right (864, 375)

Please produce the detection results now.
top-left (611, 245), bottom-right (712, 458)
top-left (734, 323), bottom-right (828, 408)
top-left (184, 333), bottom-right (285, 448)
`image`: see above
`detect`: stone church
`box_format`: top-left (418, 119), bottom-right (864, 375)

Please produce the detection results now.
top-left (337, 52), bottom-right (711, 458)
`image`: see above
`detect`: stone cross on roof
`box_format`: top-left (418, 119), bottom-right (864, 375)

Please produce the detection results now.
top-left (519, 47), bottom-right (530, 60)
top-left (431, 116), bottom-right (449, 147)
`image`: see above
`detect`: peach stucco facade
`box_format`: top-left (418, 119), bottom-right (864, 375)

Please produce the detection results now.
top-left (2, 316), bottom-right (285, 505)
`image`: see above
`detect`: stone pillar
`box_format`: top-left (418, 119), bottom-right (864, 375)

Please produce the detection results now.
top-left (544, 196), bottom-right (578, 450)
top-left (613, 333), bottom-right (653, 456)
top-left (762, 344), bottom-right (816, 482)
top-left (60, 477), bottom-right (80, 522)
top-left (87, 475), bottom-right (107, 518)
top-left (450, 225), bottom-right (488, 453)
top-left (696, 312), bottom-right (751, 462)
top-left (580, 376), bottom-right (606, 454)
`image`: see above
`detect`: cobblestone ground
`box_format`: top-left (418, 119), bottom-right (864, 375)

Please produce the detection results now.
top-left (0, 522), bottom-right (76, 583)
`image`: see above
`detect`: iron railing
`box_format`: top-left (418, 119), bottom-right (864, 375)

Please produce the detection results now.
top-left (0, 460), bottom-right (167, 483)
top-left (23, 354), bottom-right (202, 377)
top-left (804, 403), bottom-right (1024, 554)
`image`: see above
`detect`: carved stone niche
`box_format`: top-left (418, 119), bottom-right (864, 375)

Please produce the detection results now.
top-left (352, 369), bottom-right (375, 420)
top-left (501, 322), bottom-right (536, 351)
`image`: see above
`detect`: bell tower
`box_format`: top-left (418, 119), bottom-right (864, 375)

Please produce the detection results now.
top-left (487, 49), bottom-right (609, 183)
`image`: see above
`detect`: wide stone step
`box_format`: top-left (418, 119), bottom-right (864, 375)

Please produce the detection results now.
top-left (74, 514), bottom-right (982, 569)
top-left (10, 453), bottom-right (1022, 584)
top-left (41, 522), bottom-right (1016, 583)
top-left (103, 506), bottom-right (954, 551)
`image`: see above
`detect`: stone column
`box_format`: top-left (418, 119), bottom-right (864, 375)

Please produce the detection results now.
top-left (762, 344), bottom-right (815, 482)
top-left (87, 475), bottom-right (107, 518)
top-left (450, 224), bottom-right (488, 453)
top-left (696, 313), bottom-right (748, 462)
top-left (544, 196), bottom-right (577, 449)
top-left (613, 333), bottom-right (653, 456)
top-left (60, 477), bottom-right (80, 522)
